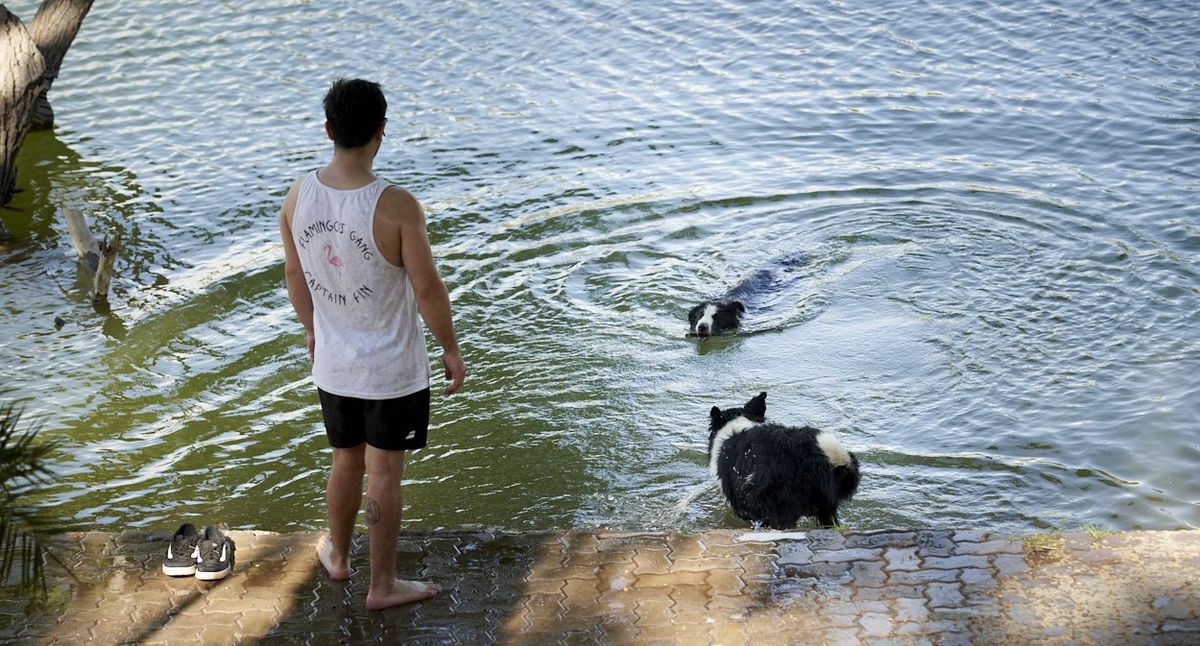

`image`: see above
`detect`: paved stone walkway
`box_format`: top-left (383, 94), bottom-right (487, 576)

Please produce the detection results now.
top-left (1, 528), bottom-right (1198, 644)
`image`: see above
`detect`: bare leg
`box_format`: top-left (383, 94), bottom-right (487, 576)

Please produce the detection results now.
top-left (363, 447), bottom-right (441, 609)
top-left (319, 445), bottom-right (365, 581)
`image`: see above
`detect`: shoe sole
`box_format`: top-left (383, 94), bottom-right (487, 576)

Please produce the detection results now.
top-left (195, 568), bottom-right (232, 581)
top-left (162, 564), bottom-right (197, 577)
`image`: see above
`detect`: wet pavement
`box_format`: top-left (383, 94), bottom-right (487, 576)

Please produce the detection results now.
top-left (1, 528), bottom-right (1198, 644)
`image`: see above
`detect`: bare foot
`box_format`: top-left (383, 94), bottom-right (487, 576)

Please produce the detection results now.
top-left (316, 533), bottom-right (350, 581)
top-left (365, 578), bottom-right (441, 610)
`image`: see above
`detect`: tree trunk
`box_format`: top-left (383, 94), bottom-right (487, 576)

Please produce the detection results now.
top-left (27, 0), bottom-right (92, 131)
top-left (1, 7), bottom-right (45, 216)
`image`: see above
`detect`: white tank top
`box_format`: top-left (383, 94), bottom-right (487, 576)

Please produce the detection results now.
top-left (292, 170), bottom-right (430, 399)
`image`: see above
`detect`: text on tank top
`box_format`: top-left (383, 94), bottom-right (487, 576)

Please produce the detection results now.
top-left (291, 170), bottom-right (430, 399)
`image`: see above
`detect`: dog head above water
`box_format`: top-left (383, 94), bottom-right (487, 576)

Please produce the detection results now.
top-left (687, 300), bottom-right (745, 338)
top-left (708, 391), bottom-right (767, 439)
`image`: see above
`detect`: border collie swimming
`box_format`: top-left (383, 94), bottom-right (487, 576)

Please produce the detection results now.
top-left (687, 252), bottom-right (809, 338)
top-left (708, 392), bottom-right (860, 529)
top-left (687, 300), bottom-right (745, 339)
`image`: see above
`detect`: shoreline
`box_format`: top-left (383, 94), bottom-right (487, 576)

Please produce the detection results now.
top-left (4, 527), bottom-right (1198, 644)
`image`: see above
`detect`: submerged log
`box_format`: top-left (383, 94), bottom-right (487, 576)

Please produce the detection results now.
top-left (62, 207), bottom-right (118, 304)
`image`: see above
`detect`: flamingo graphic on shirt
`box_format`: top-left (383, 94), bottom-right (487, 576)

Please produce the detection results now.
top-left (324, 243), bottom-right (343, 268)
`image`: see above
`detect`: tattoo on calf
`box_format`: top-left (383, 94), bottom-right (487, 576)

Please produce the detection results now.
top-left (365, 496), bottom-right (381, 525)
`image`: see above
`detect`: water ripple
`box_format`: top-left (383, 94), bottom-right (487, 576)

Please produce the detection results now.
top-left (1, 0), bottom-right (1196, 533)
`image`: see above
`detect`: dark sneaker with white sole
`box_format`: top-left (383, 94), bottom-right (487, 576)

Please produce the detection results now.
top-left (161, 523), bottom-right (201, 577)
top-left (195, 526), bottom-right (236, 581)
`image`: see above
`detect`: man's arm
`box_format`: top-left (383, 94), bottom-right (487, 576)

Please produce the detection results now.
top-left (279, 179), bottom-right (316, 361)
top-left (387, 187), bottom-right (466, 395)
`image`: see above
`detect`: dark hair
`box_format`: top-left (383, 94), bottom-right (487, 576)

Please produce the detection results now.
top-left (323, 79), bottom-right (387, 149)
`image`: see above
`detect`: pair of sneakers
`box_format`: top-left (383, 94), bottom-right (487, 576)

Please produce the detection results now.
top-left (161, 523), bottom-right (236, 581)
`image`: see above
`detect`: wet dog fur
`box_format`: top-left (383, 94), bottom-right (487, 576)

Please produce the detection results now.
top-left (707, 392), bottom-right (860, 529)
top-left (687, 300), bottom-right (745, 338)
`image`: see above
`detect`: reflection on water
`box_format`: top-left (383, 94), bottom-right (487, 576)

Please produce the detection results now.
top-left (0, 0), bottom-right (1197, 534)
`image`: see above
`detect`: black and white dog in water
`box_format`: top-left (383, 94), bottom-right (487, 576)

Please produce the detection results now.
top-left (707, 392), bottom-right (861, 529)
top-left (687, 300), bottom-right (745, 339)
top-left (687, 252), bottom-right (808, 338)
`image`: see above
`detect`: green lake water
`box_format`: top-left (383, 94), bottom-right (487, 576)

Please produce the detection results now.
top-left (1, 0), bottom-right (1197, 534)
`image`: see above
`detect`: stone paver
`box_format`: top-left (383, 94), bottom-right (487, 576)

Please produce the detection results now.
top-left (1, 529), bottom-right (1198, 644)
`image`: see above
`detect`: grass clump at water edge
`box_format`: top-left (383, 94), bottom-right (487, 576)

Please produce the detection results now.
top-left (1022, 528), bottom-right (1063, 554)
top-left (1081, 522), bottom-right (1115, 539)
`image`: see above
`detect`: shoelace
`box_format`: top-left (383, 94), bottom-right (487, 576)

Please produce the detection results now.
top-left (171, 536), bottom-right (194, 559)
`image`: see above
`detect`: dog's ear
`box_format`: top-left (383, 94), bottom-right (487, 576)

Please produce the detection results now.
top-left (732, 301), bottom-right (746, 314)
top-left (746, 391), bottom-right (767, 418)
top-left (710, 406), bottom-right (723, 424)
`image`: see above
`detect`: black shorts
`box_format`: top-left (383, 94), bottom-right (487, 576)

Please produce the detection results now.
top-left (317, 387), bottom-right (431, 451)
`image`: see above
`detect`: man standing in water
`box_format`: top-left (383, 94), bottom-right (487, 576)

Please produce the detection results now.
top-left (279, 79), bottom-right (466, 609)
